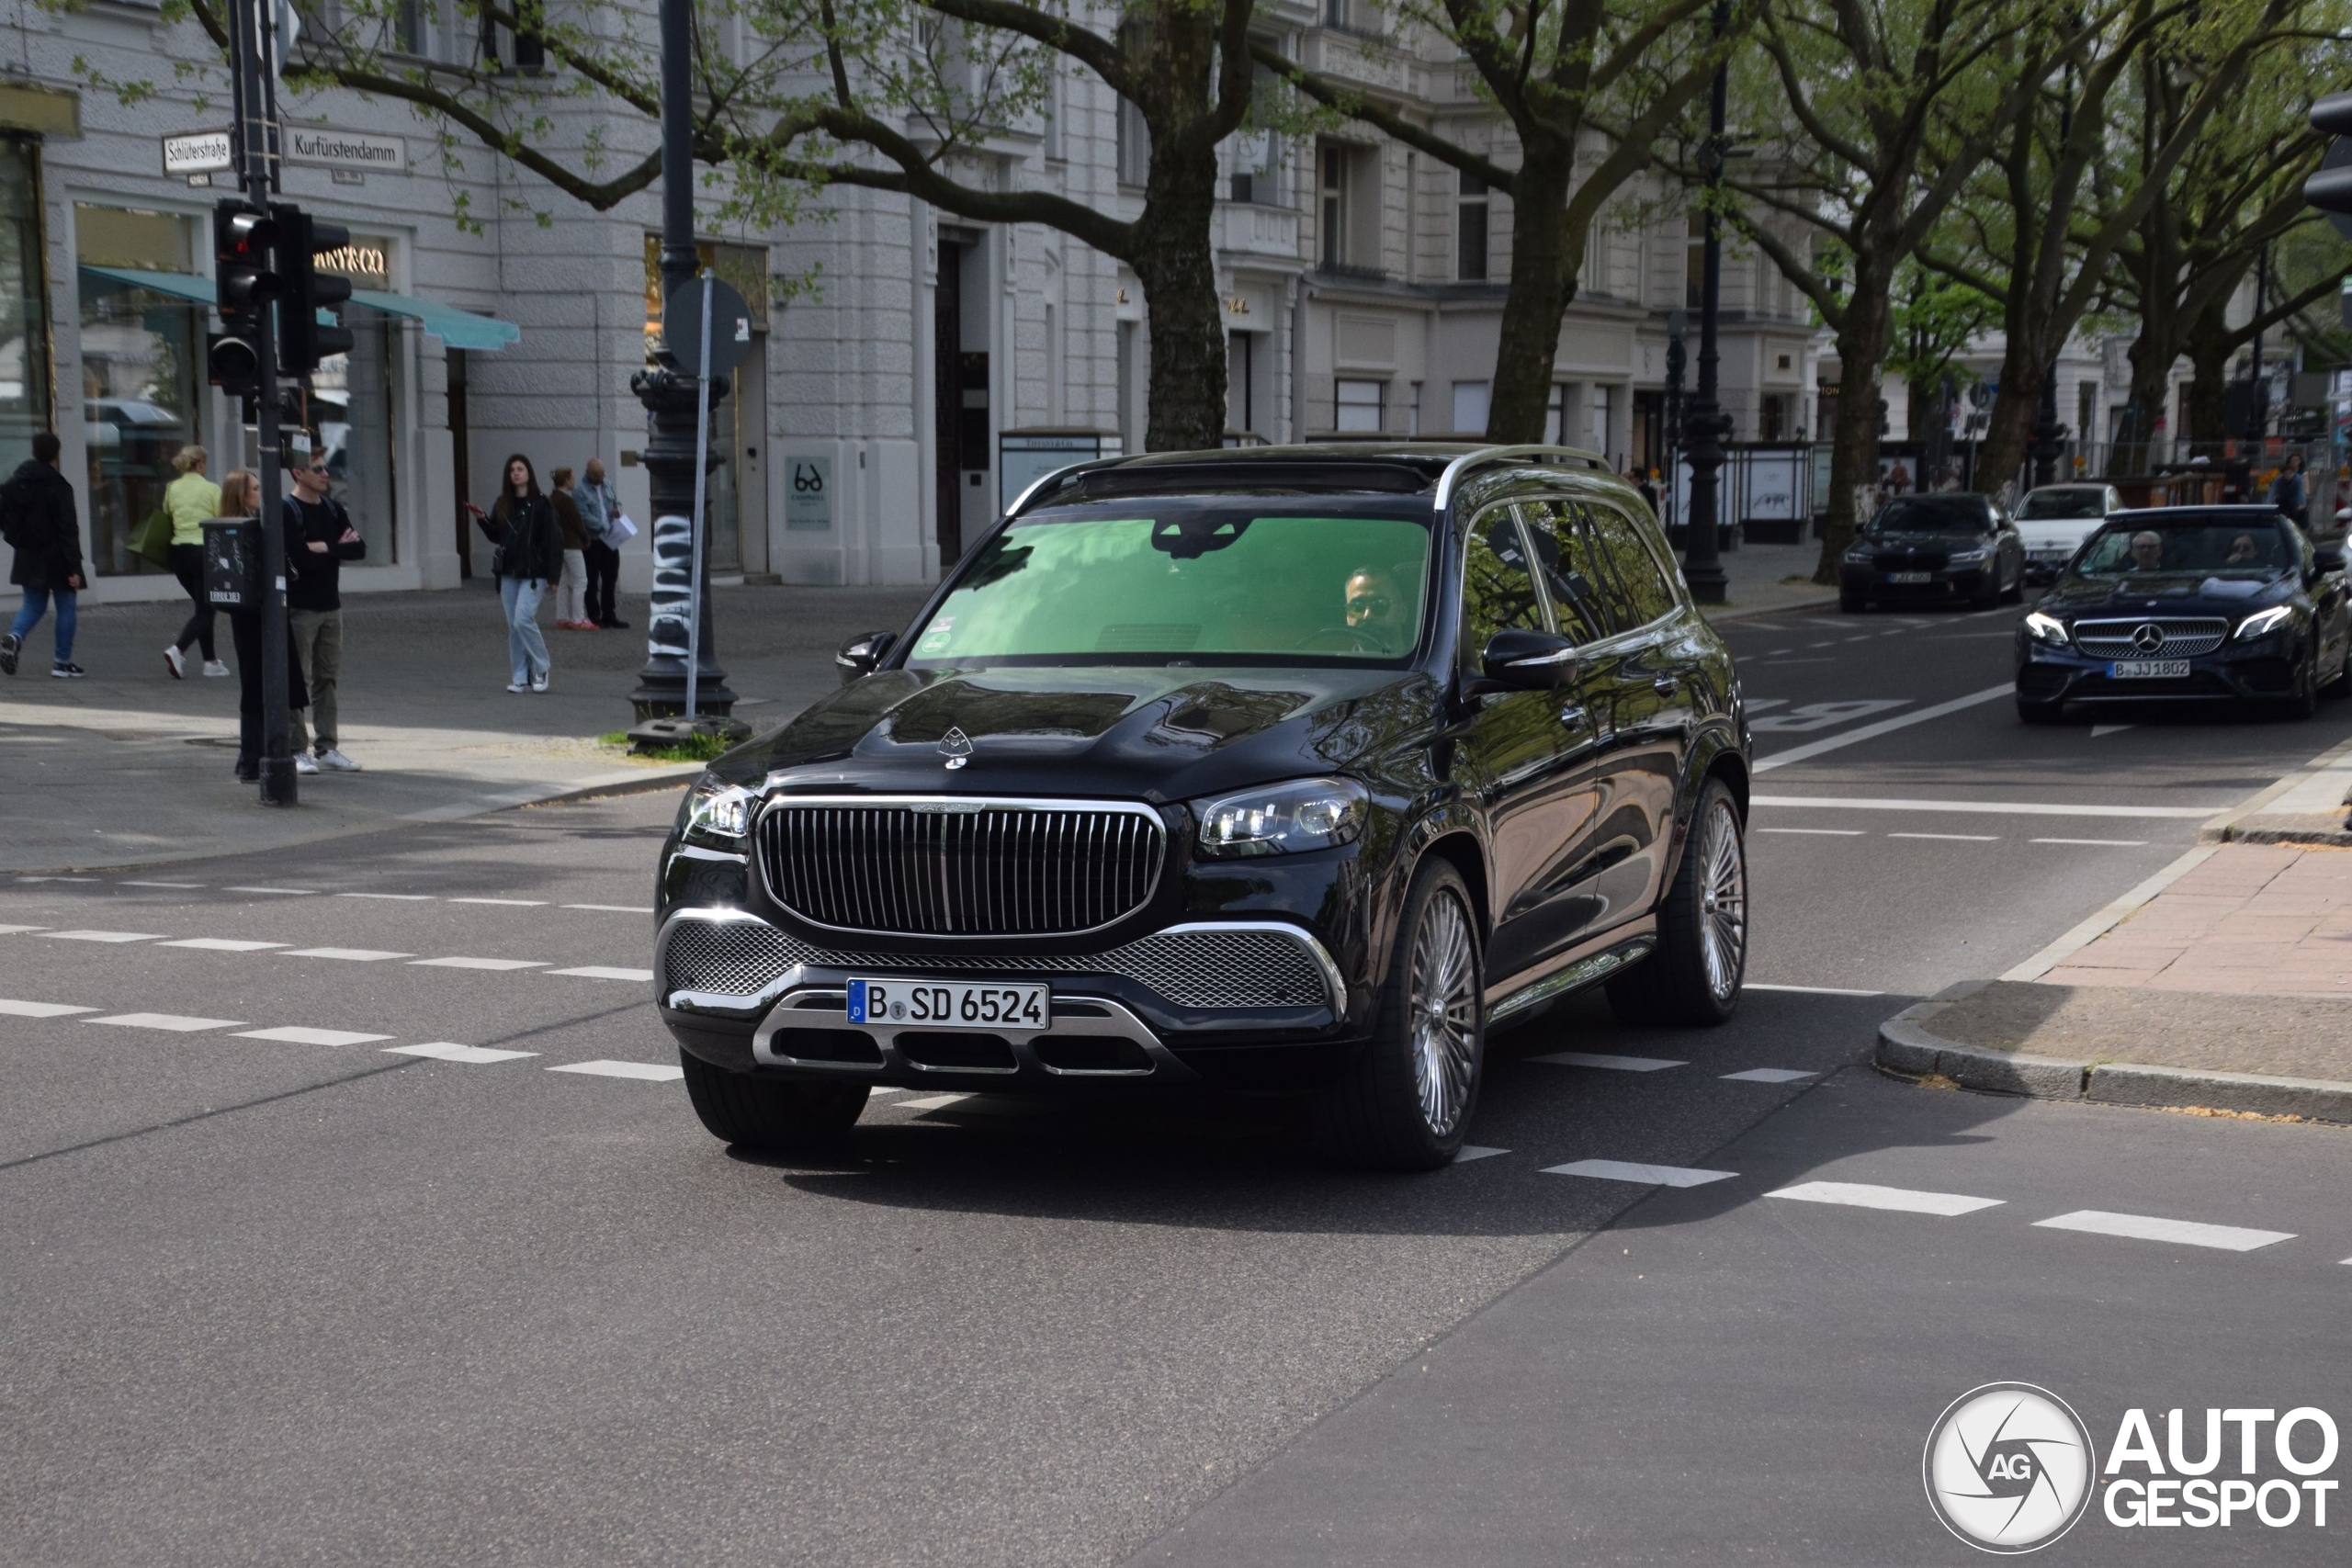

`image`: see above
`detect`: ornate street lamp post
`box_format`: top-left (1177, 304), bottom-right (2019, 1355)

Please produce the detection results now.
top-left (1679, 0), bottom-right (1734, 604)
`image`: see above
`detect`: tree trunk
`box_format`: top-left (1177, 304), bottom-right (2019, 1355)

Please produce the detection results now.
top-left (1975, 353), bottom-right (2047, 504)
top-left (1814, 263), bottom-right (1893, 582)
top-left (1131, 150), bottom-right (1227, 452)
top-left (2184, 307), bottom-right (2231, 446)
top-left (1487, 150), bottom-right (1576, 444)
top-left (2120, 325), bottom-right (2177, 473)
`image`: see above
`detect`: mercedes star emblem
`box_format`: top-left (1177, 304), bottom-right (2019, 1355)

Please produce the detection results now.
top-left (2129, 623), bottom-right (2167, 653)
top-left (939, 725), bottom-right (974, 771)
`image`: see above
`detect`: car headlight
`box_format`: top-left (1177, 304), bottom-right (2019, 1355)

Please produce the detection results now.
top-left (1843, 540), bottom-right (1874, 560)
top-left (2022, 611), bottom-right (2070, 647)
top-left (1194, 776), bottom-right (1367, 858)
top-left (1948, 547), bottom-right (1988, 565)
top-left (2235, 605), bottom-right (2295, 640)
top-left (681, 773), bottom-right (756, 840)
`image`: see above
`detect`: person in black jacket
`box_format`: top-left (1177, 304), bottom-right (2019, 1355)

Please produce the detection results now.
top-left (284, 453), bottom-right (367, 770)
top-left (1, 432), bottom-right (88, 678)
top-left (469, 454), bottom-right (560, 694)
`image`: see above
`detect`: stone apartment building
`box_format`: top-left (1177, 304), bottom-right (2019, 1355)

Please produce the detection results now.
top-left (0, 0), bottom-right (1821, 608)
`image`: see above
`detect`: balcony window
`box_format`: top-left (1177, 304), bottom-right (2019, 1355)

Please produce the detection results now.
top-left (1335, 378), bottom-right (1385, 433)
top-left (1456, 171), bottom-right (1488, 282)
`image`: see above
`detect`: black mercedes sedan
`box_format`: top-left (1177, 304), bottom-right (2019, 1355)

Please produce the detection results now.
top-left (650, 444), bottom-right (1753, 1169)
top-left (2015, 505), bottom-right (2350, 722)
top-left (1838, 492), bottom-right (2026, 610)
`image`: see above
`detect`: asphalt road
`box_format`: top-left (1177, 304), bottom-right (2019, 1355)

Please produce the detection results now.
top-left (4, 595), bottom-right (2348, 1566)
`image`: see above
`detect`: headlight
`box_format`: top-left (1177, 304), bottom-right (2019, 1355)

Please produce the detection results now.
top-left (1844, 540), bottom-right (1874, 560)
top-left (2235, 605), bottom-right (2295, 640)
top-left (2022, 611), bottom-right (2070, 647)
top-left (1193, 776), bottom-right (1367, 858)
top-left (1948, 547), bottom-right (1988, 565)
top-left (681, 773), bottom-right (756, 840)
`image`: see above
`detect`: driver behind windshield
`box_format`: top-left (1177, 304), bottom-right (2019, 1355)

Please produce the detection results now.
top-left (2126, 530), bottom-right (2165, 571)
top-left (1344, 567), bottom-right (1407, 654)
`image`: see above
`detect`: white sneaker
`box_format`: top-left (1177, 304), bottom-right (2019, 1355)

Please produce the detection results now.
top-left (506, 682), bottom-right (530, 694)
top-left (293, 753), bottom-right (321, 774)
top-left (164, 644), bottom-right (185, 679)
top-left (202, 660), bottom-right (231, 677)
top-left (317, 748), bottom-right (361, 772)
top-left (529, 672), bottom-right (550, 693)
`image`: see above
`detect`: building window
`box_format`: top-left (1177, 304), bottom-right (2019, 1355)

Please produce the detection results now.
top-left (1228, 62), bottom-right (1284, 204)
top-left (1319, 145), bottom-right (1350, 268)
top-left (1117, 96), bottom-right (1150, 186)
top-left (1685, 209), bottom-right (1705, 310)
top-left (2076, 381), bottom-right (2097, 450)
top-left (1042, 65), bottom-right (1062, 161)
top-left (1547, 384), bottom-right (1566, 446)
top-left (1334, 378), bottom-right (1385, 433)
top-left (0, 137), bottom-right (51, 478)
top-left (1456, 171), bottom-right (1488, 282)
top-left (76, 203), bottom-right (203, 579)
top-left (1451, 380), bottom-right (1489, 436)
top-left (311, 312), bottom-right (399, 564)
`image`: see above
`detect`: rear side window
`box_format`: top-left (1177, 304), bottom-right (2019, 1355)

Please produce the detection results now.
top-left (1582, 501), bottom-right (1679, 626)
top-left (1514, 498), bottom-right (1614, 642)
top-left (1460, 509), bottom-right (1547, 660)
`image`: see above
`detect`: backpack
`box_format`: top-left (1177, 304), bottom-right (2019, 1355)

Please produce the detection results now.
top-left (0, 473), bottom-right (28, 551)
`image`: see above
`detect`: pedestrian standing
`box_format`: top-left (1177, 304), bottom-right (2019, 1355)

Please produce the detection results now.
top-left (469, 454), bottom-right (560, 694)
top-left (548, 466), bottom-right (593, 629)
top-left (574, 457), bottom-right (628, 629)
top-left (2269, 453), bottom-right (2311, 533)
top-left (0, 432), bottom-right (87, 679)
top-left (162, 444), bottom-right (228, 679)
top-left (218, 468), bottom-right (315, 781)
top-left (284, 453), bottom-right (366, 771)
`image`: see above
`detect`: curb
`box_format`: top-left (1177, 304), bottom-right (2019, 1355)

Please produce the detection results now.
top-left (395, 762), bottom-right (703, 823)
top-left (1875, 982), bottom-right (2352, 1124)
top-left (2199, 733), bottom-right (2352, 847)
top-left (1701, 591), bottom-right (1840, 626)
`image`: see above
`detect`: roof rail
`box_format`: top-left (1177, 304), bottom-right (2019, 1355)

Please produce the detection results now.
top-left (1431, 444), bottom-right (1611, 513)
top-left (1005, 456), bottom-right (1131, 518)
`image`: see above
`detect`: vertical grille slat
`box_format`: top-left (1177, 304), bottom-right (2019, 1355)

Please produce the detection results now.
top-left (760, 801), bottom-right (1162, 937)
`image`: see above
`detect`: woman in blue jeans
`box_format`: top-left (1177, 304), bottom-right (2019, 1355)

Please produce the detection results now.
top-left (469, 454), bottom-right (563, 693)
top-left (0, 432), bottom-right (86, 679)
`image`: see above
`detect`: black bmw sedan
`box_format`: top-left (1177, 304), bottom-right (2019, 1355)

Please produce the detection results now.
top-left (652, 444), bottom-right (1752, 1169)
top-left (2015, 505), bottom-right (2350, 722)
top-left (1838, 492), bottom-right (2026, 610)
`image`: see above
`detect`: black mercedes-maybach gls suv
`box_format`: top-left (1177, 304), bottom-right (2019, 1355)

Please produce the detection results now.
top-left (653, 443), bottom-right (1753, 1168)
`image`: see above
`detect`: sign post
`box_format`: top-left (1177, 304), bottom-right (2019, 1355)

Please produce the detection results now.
top-left (684, 278), bottom-right (714, 725)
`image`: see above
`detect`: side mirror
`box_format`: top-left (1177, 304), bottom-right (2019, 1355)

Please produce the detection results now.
top-left (1477, 628), bottom-right (1579, 692)
top-left (834, 629), bottom-right (896, 684)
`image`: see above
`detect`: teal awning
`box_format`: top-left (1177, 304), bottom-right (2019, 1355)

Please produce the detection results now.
top-left (78, 265), bottom-right (216, 304)
top-left (350, 289), bottom-right (519, 352)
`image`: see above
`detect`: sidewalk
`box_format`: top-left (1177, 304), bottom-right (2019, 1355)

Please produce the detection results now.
top-left (1680, 538), bottom-right (1838, 623)
top-left (0, 579), bottom-right (933, 872)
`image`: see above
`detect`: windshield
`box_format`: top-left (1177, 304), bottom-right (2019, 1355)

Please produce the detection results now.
top-left (2075, 520), bottom-right (2296, 579)
top-left (905, 502), bottom-right (1434, 667)
top-left (2018, 490), bottom-right (2108, 520)
top-left (1866, 498), bottom-right (1990, 535)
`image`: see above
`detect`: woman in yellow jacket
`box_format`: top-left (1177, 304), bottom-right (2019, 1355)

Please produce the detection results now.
top-left (162, 444), bottom-right (226, 678)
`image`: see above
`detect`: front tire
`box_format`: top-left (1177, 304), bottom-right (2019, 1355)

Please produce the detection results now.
top-left (1314, 858), bottom-right (1482, 1171)
top-left (1999, 558), bottom-right (2024, 604)
top-left (680, 1049), bottom-right (869, 1152)
top-left (1606, 779), bottom-right (1747, 1027)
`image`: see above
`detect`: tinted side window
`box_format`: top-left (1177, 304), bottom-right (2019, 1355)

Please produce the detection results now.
top-left (1515, 498), bottom-right (1614, 642)
top-left (1460, 508), bottom-right (1548, 660)
top-left (1582, 501), bottom-right (1678, 626)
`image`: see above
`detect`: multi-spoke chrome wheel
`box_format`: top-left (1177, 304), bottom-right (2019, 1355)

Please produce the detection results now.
top-left (1605, 776), bottom-right (1747, 1026)
top-left (1408, 889), bottom-right (1479, 1137)
top-left (1695, 796), bottom-right (1747, 1004)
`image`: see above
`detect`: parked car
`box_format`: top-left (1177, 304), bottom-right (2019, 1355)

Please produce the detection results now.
top-left (2015, 482), bottom-right (2124, 582)
top-left (2015, 505), bottom-right (2351, 722)
top-left (1839, 493), bottom-right (2026, 610)
top-left (652, 443), bottom-right (1754, 1169)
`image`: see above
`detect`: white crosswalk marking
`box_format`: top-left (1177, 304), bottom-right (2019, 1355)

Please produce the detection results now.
top-left (548, 965), bottom-right (655, 982)
top-left (1721, 1068), bottom-right (1815, 1084)
top-left (1528, 1051), bottom-right (1686, 1072)
top-left (1888, 832), bottom-right (2000, 841)
top-left (233, 1026), bottom-right (396, 1047)
top-left (1767, 1180), bottom-right (2004, 1216)
top-left (44, 931), bottom-right (164, 943)
top-left (450, 897), bottom-right (548, 907)
top-left (162, 938), bottom-right (289, 952)
top-left (563, 904), bottom-right (655, 914)
top-left (409, 956), bottom-right (548, 971)
top-left (17, 874), bottom-right (96, 883)
top-left (384, 1042), bottom-right (538, 1065)
top-left (547, 1059), bottom-right (684, 1082)
top-left (224, 886), bottom-right (320, 896)
top-left (0, 924), bottom-right (48, 935)
top-left (1746, 983), bottom-right (1883, 996)
top-left (1453, 1145), bottom-right (1510, 1163)
top-left (1542, 1159), bottom-right (1736, 1188)
top-left (121, 881), bottom-right (203, 889)
top-left (337, 892), bottom-right (433, 901)
top-left (1760, 827), bottom-right (1864, 836)
top-left (85, 1013), bottom-right (244, 1032)
top-left (895, 1093), bottom-right (972, 1111)
top-left (2031, 838), bottom-right (2148, 847)
top-left (0, 998), bottom-right (97, 1017)
top-left (283, 947), bottom-right (413, 962)
top-left (2033, 1210), bottom-right (2294, 1252)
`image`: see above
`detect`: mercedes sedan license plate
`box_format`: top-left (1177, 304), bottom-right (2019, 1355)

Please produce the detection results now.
top-left (2110, 660), bottom-right (2191, 679)
top-left (847, 978), bottom-right (1049, 1029)
top-left (1885, 570), bottom-right (1933, 584)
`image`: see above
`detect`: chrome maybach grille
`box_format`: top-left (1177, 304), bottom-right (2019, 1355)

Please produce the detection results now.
top-left (2071, 616), bottom-right (2229, 659)
top-left (662, 918), bottom-right (1335, 1011)
top-left (757, 799), bottom-right (1165, 937)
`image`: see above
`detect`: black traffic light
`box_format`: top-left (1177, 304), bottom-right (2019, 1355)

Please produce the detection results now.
top-left (271, 202), bottom-right (356, 377)
top-left (2303, 93), bottom-right (2352, 239)
top-left (207, 330), bottom-right (261, 398)
top-left (212, 199), bottom-right (281, 332)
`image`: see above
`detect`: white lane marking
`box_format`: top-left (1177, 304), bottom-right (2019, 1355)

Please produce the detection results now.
top-left (162, 938), bottom-right (289, 952)
top-left (283, 947), bottom-right (413, 962)
top-left (121, 881), bottom-right (204, 889)
top-left (1743, 697), bottom-right (1791, 714)
top-left (2031, 837), bottom-right (2149, 847)
top-left (1888, 831), bottom-right (2001, 841)
top-left (223, 886), bottom-right (320, 896)
top-left (337, 892), bottom-right (434, 901)
top-left (866, 1086), bottom-right (904, 1097)
top-left (1760, 827), bottom-right (1865, 836)
top-left (1542, 1158), bottom-right (1736, 1188)
top-left (2033, 1210), bottom-right (2294, 1252)
top-left (17, 875), bottom-right (96, 883)
top-left (1734, 620), bottom-right (1789, 631)
top-left (547, 1059), bottom-right (684, 1082)
top-left (0, 998), bottom-right (97, 1017)
top-left (1746, 982), bottom-right (1883, 996)
top-left (0, 923), bottom-right (48, 935)
top-left (1529, 1051), bottom-right (1686, 1072)
top-left (2091, 725), bottom-right (2134, 737)
top-left (409, 956), bottom-right (548, 971)
top-left (563, 904), bottom-right (656, 914)
top-left (43, 931), bottom-right (165, 943)
top-left (1753, 683), bottom-right (2013, 773)
top-left (896, 1093), bottom-right (973, 1111)
top-left (385, 1042), bottom-right (538, 1065)
top-left (1751, 700), bottom-right (1914, 735)
top-left (1754, 794), bottom-right (2222, 818)
top-left (1807, 640), bottom-right (1838, 649)
top-left (1765, 649), bottom-right (1793, 656)
top-left (233, 1026), bottom-right (395, 1046)
top-left (450, 897), bottom-right (548, 907)
top-left (1722, 1068), bottom-right (1816, 1084)
top-left (85, 1012), bottom-right (244, 1032)
top-left (1768, 1180), bottom-right (2005, 1216)
top-left (548, 965), bottom-right (655, 982)
top-left (1454, 1145), bottom-right (1510, 1162)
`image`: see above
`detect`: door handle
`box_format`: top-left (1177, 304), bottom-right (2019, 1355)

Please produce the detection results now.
top-left (1557, 704), bottom-right (1589, 728)
top-left (1652, 675), bottom-right (1679, 694)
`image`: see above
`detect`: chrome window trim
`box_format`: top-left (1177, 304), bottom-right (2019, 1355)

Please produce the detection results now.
top-left (1432, 444), bottom-right (1609, 514)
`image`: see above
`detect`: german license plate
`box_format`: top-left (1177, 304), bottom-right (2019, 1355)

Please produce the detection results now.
top-left (2110, 660), bottom-right (2190, 679)
top-left (1885, 571), bottom-right (1932, 584)
top-left (847, 977), bottom-right (1049, 1029)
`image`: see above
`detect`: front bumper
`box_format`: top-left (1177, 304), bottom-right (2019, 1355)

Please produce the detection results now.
top-left (2015, 637), bottom-right (2304, 705)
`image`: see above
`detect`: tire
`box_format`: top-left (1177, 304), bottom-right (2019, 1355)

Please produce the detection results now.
top-left (1999, 558), bottom-right (2024, 604)
top-left (1839, 590), bottom-right (1867, 613)
top-left (2324, 639), bottom-right (2351, 698)
top-left (2277, 647), bottom-right (2320, 720)
top-left (2017, 698), bottom-right (2064, 725)
top-left (1606, 778), bottom-right (1747, 1028)
top-left (679, 1049), bottom-right (870, 1152)
top-left (1971, 567), bottom-right (2002, 609)
top-left (1314, 858), bottom-right (1483, 1171)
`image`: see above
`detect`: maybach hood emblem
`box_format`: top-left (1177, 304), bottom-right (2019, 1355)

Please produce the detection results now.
top-left (939, 726), bottom-right (974, 769)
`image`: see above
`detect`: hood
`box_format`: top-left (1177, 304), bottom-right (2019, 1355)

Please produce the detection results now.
top-left (2039, 570), bottom-right (2292, 616)
top-left (707, 664), bottom-right (1440, 804)
top-left (1856, 530), bottom-right (1990, 553)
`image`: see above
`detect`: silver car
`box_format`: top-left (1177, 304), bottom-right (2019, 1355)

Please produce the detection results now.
top-left (2015, 483), bottom-right (2124, 582)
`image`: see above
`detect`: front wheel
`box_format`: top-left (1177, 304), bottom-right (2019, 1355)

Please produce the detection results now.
top-left (1607, 779), bottom-right (1747, 1027)
top-left (1999, 558), bottom-right (2025, 604)
top-left (2277, 648), bottom-right (2321, 720)
top-left (680, 1049), bottom-right (869, 1152)
top-left (1314, 858), bottom-right (1483, 1170)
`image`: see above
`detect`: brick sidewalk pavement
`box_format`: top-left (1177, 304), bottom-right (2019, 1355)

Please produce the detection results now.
top-left (2042, 843), bottom-right (2352, 997)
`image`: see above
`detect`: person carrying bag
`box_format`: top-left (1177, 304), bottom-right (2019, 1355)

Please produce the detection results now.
top-left (468, 453), bottom-right (562, 694)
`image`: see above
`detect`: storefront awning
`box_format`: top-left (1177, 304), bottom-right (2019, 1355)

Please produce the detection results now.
top-left (349, 289), bottom-right (519, 352)
top-left (78, 265), bottom-right (216, 304)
